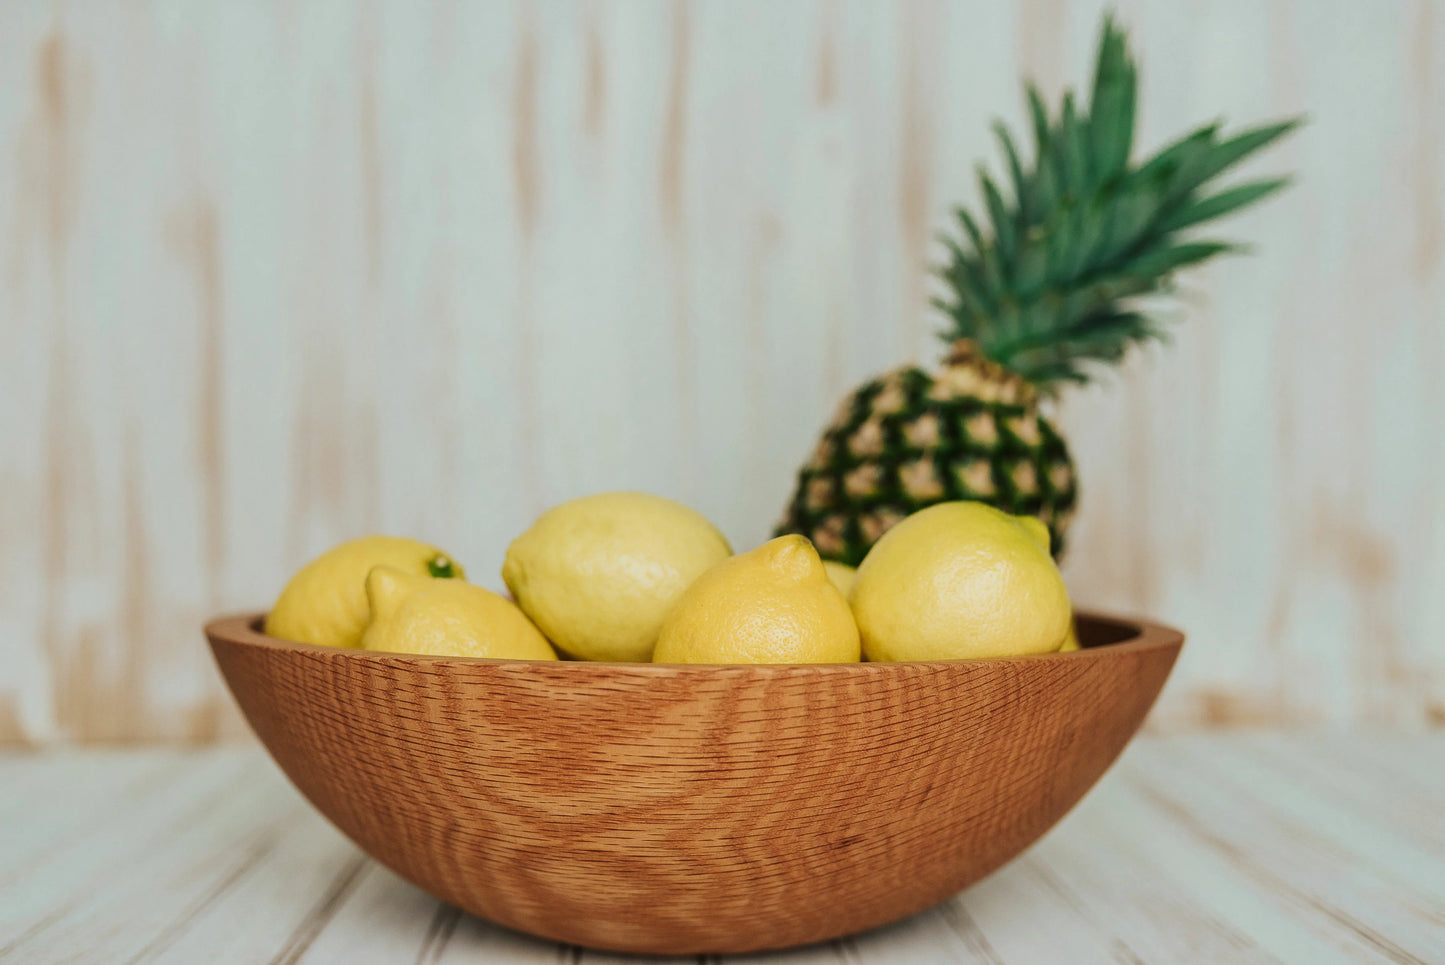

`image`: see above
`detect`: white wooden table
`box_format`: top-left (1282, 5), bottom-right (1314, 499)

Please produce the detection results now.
top-left (1, 734), bottom-right (1440, 965)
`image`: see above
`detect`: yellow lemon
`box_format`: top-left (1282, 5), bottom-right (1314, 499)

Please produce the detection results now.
top-left (1021, 517), bottom-right (1077, 652)
top-left (822, 561), bottom-right (857, 598)
top-left (1059, 619), bottom-right (1082, 651)
top-left (502, 492), bottom-right (731, 661)
top-left (266, 536), bottom-right (464, 648)
top-left (851, 502), bottom-right (1071, 661)
top-left (653, 535), bottom-right (860, 664)
top-left (361, 566), bottom-right (556, 660)
top-left (1017, 515), bottom-right (1052, 553)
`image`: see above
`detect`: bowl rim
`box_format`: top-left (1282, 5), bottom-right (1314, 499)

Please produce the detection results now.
top-left (205, 609), bottom-right (1183, 673)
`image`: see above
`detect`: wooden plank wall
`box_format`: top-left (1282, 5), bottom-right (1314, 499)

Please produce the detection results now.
top-left (1, 0), bottom-right (1441, 743)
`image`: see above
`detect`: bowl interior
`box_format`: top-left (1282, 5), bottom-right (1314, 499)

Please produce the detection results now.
top-left (225, 607), bottom-right (1163, 664)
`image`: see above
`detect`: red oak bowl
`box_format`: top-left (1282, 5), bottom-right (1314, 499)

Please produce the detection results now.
top-left (205, 611), bottom-right (1181, 955)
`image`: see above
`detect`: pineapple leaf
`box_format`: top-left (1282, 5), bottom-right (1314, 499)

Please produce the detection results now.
top-left (954, 207), bottom-right (988, 265)
top-left (993, 121), bottom-right (1032, 226)
top-left (1088, 16), bottom-right (1135, 179)
top-left (980, 168), bottom-right (1016, 266)
top-left (934, 15), bottom-right (1299, 388)
top-left (1162, 177), bottom-right (1292, 232)
top-left (1027, 83), bottom-right (1051, 165)
top-left (1133, 123), bottom-right (1218, 195)
top-left (1014, 235), bottom-right (1050, 299)
top-left (1166, 120), bottom-right (1302, 203)
top-left (1090, 186), bottom-right (1163, 264)
top-left (1060, 93), bottom-right (1088, 198)
top-left (1123, 240), bottom-right (1238, 279)
top-left (1026, 83), bottom-right (1061, 214)
top-left (937, 233), bottom-right (992, 332)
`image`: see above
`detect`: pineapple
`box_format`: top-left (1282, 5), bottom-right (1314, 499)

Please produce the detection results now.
top-left (777, 16), bottom-right (1297, 565)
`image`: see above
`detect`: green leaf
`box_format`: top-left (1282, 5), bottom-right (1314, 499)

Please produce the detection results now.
top-left (933, 296), bottom-right (980, 340)
top-left (993, 120), bottom-right (1033, 226)
top-left (1091, 184), bottom-right (1163, 263)
top-left (936, 233), bottom-right (991, 323)
top-left (1122, 240), bottom-right (1237, 278)
top-left (1013, 235), bottom-right (1049, 299)
top-left (1027, 83), bottom-right (1051, 165)
top-left (1158, 119), bottom-right (1302, 213)
top-left (1088, 16), bottom-right (1135, 177)
top-left (931, 14), bottom-right (1299, 388)
top-left (936, 261), bottom-right (994, 329)
top-left (1192, 119), bottom-right (1301, 187)
top-left (977, 239), bottom-right (1007, 301)
top-left (955, 206), bottom-right (987, 257)
top-left (1060, 205), bottom-right (1094, 281)
top-left (1027, 83), bottom-right (1060, 213)
top-left (1161, 177), bottom-right (1292, 232)
top-left (952, 210), bottom-right (1004, 307)
top-left (1043, 201), bottom-right (1074, 279)
top-left (991, 297), bottom-right (1026, 344)
top-left (980, 168), bottom-right (1016, 265)
top-left (937, 232), bottom-right (969, 266)
top-left (1059, 92), bottom-right (1087, 198)
top-left (1134, 123), bottom-right (1218, 187)
top-left (1036, 148), bottom-right (1061, 216)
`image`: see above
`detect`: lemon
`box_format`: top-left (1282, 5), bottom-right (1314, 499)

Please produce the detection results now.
top-left (1021, 517), bottom-right (1078, 652)
top-left (1021, 517), bottom-right (1079, 652)
top-left (1059, 620), bottom-right (1082, 651)
top-left (360, 566), bottom-right (556, 659)
top-left (1016, 515), bottom-right (1052, 553)
top-left (653, 535), bottom-right (860, 664)
top-left (266, 536), bottom-right (464, 648)
top-left (822, 561), bottom-right (857, 597)
top-left (502, 492), bottom-right (732, 661)
top-left (850, 502), bottom-right (1071, 661)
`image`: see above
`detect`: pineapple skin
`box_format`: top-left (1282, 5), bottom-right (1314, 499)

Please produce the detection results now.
top-left (775, 346), bottom-right (1077, 566)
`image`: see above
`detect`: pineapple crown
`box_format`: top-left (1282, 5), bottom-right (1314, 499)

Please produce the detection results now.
top-left (935, 14), bottom-right (1301, 390)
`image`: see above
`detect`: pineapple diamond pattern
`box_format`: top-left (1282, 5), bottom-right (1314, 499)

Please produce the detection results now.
top-left (963, 411), bottom-right (998, 447)
top-left (776, 365), bottom-right (1079, 565)
top-left (955, 459), bottom-right (994, 497)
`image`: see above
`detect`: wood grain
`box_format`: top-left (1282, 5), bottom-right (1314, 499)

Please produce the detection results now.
top-left (5, 735), bottom-right (1444, 963)
top-left (203, 611), bottom-right (1180, 955)
top-left (1, 1), bottom-right (1442, 743)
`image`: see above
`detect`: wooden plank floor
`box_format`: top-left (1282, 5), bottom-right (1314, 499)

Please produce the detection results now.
top-left (1, 735), bottom-right (1440, 964)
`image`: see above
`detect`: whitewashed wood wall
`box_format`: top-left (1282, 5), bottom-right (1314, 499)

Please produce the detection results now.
top-left (1, 0), bottom-right (1441, 743)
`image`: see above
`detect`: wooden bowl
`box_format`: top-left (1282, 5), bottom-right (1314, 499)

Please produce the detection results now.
top-left (206, 611), bottom-right (1181, 955)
